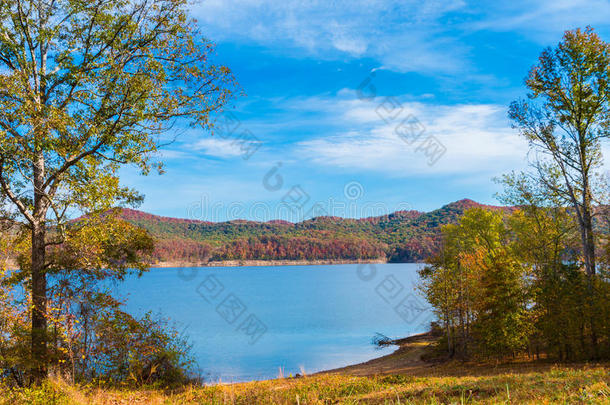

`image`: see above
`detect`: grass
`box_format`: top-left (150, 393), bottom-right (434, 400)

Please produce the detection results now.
top-left (1, 363), bottom-right (609, 404)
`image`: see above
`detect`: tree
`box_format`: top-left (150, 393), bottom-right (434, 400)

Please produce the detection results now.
top-left (472, 248), bottom-right (530, 357)
top-left (508, 27), bottom-right (610, 357)
top-left (499, 174), bottom-right (609, 360)
top-left (0, 0), bottom-right (235, 381)
top-left (509, 27), bottom-right (610, 278)
top-left (420, 208), bottom-right (531, 359)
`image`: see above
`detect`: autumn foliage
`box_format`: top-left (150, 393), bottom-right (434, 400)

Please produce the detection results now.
top-left (119, 199), bottom-right (510, 264)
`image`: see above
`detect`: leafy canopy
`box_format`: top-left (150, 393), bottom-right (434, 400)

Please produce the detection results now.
top-left (0, 0), bottom-right (235, 230)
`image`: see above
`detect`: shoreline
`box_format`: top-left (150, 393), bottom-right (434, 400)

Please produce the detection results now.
top-left (205, 332), bottom-right (436, 385)
top-left (4, 258), bottom-right (420, 271)
top-left (150, 258), bottom-right (392, 268)
top-left (316, 331), bottom-right (437, 377)
top-left (4, 259), bottom-right (423, 270)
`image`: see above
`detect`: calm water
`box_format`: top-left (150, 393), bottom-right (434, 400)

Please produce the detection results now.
top-left (115, 263), bottom-right (432, 382)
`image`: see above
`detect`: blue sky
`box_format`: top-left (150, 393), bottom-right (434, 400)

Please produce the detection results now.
top-left (125, 0), bottom-right (610, 221)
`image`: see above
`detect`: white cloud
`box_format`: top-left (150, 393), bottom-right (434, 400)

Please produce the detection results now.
top-left (329, 21), bottom-right (367, 55)
top-left (191, 138), bottom-right (247, 158)
top-left (464, 0), bottom-right (610, 42)
top-left (194, 0), bottom-right (470, 74)
top-left (195, 0), bottom-right (610, 75)
top-left (158, 149), bottom-right (190, 160)
top-left (297, 99), bottom-right (529, 176)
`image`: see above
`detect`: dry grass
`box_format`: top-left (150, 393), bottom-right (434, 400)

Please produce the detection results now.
top-left (1, 363), bottom-right (609, 404)
top-left (1, 335), bottom-right (607, 404)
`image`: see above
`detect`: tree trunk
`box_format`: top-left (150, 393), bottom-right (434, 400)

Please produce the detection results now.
top-left (579, 184), bottom-right (599, 358)
top-left (31, 222), bottom-right (47, 383)
top-left (581, 207), bottom-right (596, 277)
top-left (31, 152), bottom-right (48, 383)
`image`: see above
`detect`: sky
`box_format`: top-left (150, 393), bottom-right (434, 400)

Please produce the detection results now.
top-left (125, 0), bottom-right (610, 222)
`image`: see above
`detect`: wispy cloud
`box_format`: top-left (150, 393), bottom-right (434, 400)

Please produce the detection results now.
top-left (189, 91), bottom-right (529, 178)
top-left (194, 0), bottom-right (469, 74)
top-left (466, 0), bottom-right (610, 42)
top-left (195, 0), bottom-right (610, 77)
top-left (191, 138), bottom-right (249, 158)
top-left (122, 0), bottom-right (610, 219)
top-left (296, 97), bottom-right (528, 176)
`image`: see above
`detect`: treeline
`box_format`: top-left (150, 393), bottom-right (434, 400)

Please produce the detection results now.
top-left (387, 237), bottom-right (437, 263)
top-left (420, 207), bottom-right (610, 360)
top-left (150, 236), bottom-right (387, 262)
top-left (420, 27), bottom-right (610, 362)
top-left (121, 199), bottom-right (505, 264)
top-left (152, 239), bottom-right (214, 263)
top-left (212, 235), bottom-right (387, 261)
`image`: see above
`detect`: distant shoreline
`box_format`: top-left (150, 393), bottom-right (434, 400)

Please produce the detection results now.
top-left (4, 258), bottom-right (415, 271)
top-left (150, 258), bottom-right (391, 268)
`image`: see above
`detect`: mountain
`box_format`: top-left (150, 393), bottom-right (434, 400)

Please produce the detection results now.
top-left (118, 199), bottom-right (513, 265)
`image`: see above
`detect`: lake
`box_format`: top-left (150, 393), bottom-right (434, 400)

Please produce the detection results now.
top-left (116, 263), bottom-right (432, 382)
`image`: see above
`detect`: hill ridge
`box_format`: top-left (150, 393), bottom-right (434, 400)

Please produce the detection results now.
top-left (119, 198), bottom-right (507, 225)
top-left (118, 199), bottom-right (513, 265)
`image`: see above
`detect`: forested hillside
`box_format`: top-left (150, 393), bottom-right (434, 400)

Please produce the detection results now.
top-left (119, 199), bottom-right (513, 264)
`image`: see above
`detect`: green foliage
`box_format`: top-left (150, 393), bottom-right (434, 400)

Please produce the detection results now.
top-left (416, 26), bottom-right (610, 364)
top-left (0, 266), bottom-right (30, 386)
top-left (89, 311), bottom-right (194, 388)
top-left (0, 380), bottom-right (69, 405)
top-left (509, 27), bottom-right (610, 278)
top-left (0, 0), bottom-right (235, 381)
top-left (421, 204), bottom-right (610, 361)
top-left (420, 208), bottom-right (531, 359)
top-left (472, 250), bottom-right (530, 357)
top-left (0, 0), bottom-right (236, 226)
top-left (118, 199), bottom-right (508, 264)
top-left (0, 213), bottom-right (194, 388)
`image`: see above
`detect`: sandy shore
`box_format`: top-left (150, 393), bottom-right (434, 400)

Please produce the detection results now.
top-left (319, 332), bottom-right (438, 377)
